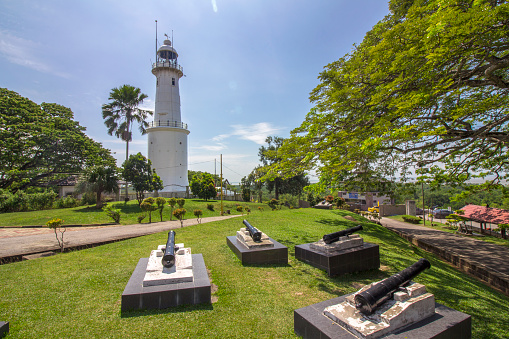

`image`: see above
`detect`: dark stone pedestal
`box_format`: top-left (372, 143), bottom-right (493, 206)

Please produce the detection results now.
top-left (0, 321), bottom-right (9, 337)
top-left (295, 242), bottom-right (379, 276)
top-left (121, 254), bottom-right (211, 313)
top-left (294, 295), bottom-right (471, 339)
top-left (226, 236), bottom-right (288, 265)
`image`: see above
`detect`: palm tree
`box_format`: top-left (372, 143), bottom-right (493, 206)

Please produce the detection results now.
top-left (102, 85), bottom-right (152, 201)
top-left (75, 165), bottom-right (119, 208)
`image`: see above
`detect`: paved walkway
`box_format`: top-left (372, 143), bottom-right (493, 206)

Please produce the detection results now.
top-left (381, 217), bottom-right (509, 296)
top-left (0, 215), bottom-right (241, 262)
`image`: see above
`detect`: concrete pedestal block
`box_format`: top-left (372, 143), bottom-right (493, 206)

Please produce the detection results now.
top-left (294, 295), bottom-right (471, 339)
top-left (0, 321), bottom-right (9, 337)
top-left (295, 242), bottom-right (379, 276)
top-left (226, 236), bottom-right (288, 265)
top-left (121, 254), bottom-right (210, 313)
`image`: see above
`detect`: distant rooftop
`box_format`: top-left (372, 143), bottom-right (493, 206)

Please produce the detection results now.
top-left (460, 204), bottom-right (509, 225)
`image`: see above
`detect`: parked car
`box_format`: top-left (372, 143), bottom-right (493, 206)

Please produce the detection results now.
top-left (432, 209), bottom-right (453, 218)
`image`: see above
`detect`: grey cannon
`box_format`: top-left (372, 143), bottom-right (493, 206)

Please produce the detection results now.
top-left (323, 225), bottom-right (363, 244)
top-left (354, 258), bottom-right (431, 315)
top-left (162, 230), bottom-right (177, 268)
top-left (243, 219), bottom-right (262, 242)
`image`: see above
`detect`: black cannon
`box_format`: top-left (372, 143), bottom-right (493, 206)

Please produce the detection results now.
top-left (323, 225), bottom-right (363, 244)
top-left (354, 258), bottom-right (431, 315)
top-left (243, 219), bottom-right (262, 242)
top-left (162, 230), bottom-right (177, 268)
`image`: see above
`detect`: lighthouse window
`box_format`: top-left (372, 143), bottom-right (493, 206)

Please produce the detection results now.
top-left (172, 78), bottom-right (175, 86)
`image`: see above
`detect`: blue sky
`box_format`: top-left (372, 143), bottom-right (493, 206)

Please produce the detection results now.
top-left (0, 0), bottom-right (390, 184)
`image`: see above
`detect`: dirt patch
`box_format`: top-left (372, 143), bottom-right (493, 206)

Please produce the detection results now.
top-left (344, 216), bottom-right (357, 221)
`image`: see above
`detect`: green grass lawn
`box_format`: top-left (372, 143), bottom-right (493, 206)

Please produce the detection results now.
top-left (0, 208), bottom-right (507, 338)
top-left (0, 199), bottom-right (270, 227)
top-left (387, 215), bottom-right (509, 248)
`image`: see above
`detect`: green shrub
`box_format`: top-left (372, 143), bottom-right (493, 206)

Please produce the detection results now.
top-left (103, 206), bottom-right (121, 224)
top-left (267, 199), bottom-right (279, 210)
top-left (207, 203), bottom-right (214, 211)
top-left (137, 215), bottom-right (146, 223)
top-left (156, 197), bottom-right (166, 221)
top-left (402, 215), bottom-right (422, 224)
top-left (193, 209), bottom-right (203, 223)
top-left (80, 192), bottom-right (96, 206)
top-left (168, 197), bottom-right (177, 220)
top-left (55, 196), bottom-right (80, 209)
top-left (173, 208), bottom-right (187, 227)
top-left (177, 198), bottom-right (185, 208)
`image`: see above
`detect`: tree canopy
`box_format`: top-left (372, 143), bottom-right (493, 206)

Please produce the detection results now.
top-left (75, 165), bottom-right (119, 208)
top-left (0, 88), bottom-right (116, 192)
top-left (190, 172), bottom-right (217, 201)
top-left (122, 153), bottom-right (163, 205)
top-left (269, 0), bottom-right (509, 190)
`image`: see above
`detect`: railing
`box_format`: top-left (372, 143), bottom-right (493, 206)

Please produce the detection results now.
top-left (152, 61), bottom-right (183, 73)
top-left (149, 120), bottom-right (188, 129)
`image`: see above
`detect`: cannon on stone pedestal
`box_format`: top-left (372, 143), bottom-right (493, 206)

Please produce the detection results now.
top-left (323, 225), bottom-right (363, 244)
top-left (243, 219), bottom-right (262, 242)
top-left (354, 258), bottom-right (431, 315)
top-left (162, 230), bottom-right (177, 268)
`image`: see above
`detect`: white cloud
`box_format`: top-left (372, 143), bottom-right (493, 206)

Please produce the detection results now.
top-left (192, 143), bottom-right (227, 152)
top-left (211, 0), bottom-right (218, 13)
top-left (209, 122), bottom-right (282, 146)
top-left (230, 122), bottom-right (282, 145)
top-left (0, 30), bottom-right (70, 78)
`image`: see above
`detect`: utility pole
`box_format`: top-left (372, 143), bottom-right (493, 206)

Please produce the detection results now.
top-left (220, 154), bottom-right (223, 215)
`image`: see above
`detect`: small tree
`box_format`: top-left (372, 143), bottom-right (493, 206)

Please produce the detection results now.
top-left (168, 197), bottom-right (177, 220)
top-left (141, 197), bottom-right (157, 223)
top-left (46, 218), bottom-right (66, 253)
top-left (177, 198), bottom-right (186, 208)
top-left (495, 223), bottom-right (508, 239)
top-left (173, 208), bottom-right (187, 228)
top-left (122, 153), bottom-right (163, 206)
top-left (74, 165), bottom-right (119, 209)
top-left (103, 205), bottom-right (121, 224)
top-left (193, 209), bottom-right (203, 224)
top-left (155, 197), bottom-right (166, 222)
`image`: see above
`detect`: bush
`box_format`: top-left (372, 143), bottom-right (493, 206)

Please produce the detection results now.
top-left (402, 215), bottom-right (422, 224)
top-left (46, 218), bottom-right (66, 252)
top-left (325, 195), bottom-right (334, 203)
top-left (177, 198), bottom-right (185, 208)
top-left (267, 199), bottom-right (279, 210)
top-left (173, 208), bottom-right (187, 227)
top-left (137, 215), bottom-right (146, 223)
top-left (207, 203), bottom-right (214, 211)
top-left (55, 196), bottom-right (80, 209)
top-left (103, 205), bottom-right (121, 224)
top-left (80, 192), bottom-right (96, 206)
top-left (193, 209), bottom-right (203, 223)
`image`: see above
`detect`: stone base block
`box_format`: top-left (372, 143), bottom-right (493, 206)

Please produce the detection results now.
top-left (226, 236), bottom-right (288, 265)
top-left (0, 321), bottom-right (9, 337)
top-left (294, 295), bottom-right (471, 339)
top-left (121, 254), bottom-right (211, 313)
top-left (295, 242), bottom-right (379, 276)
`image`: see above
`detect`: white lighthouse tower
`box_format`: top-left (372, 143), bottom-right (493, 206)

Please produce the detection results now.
top-left (147, 38), bottom-right (189, 196)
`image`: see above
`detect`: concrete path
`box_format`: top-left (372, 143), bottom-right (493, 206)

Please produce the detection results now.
top-left (0, 215), bottom-right (241, 262)
top-left (381, 217), bottom-right (509, 296)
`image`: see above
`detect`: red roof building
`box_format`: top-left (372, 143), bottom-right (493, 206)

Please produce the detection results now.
top-left (460, 204), bottom-right (509, 225)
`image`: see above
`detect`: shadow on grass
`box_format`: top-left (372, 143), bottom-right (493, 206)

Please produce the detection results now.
top-left (120, 302), bottom-right (214, 318)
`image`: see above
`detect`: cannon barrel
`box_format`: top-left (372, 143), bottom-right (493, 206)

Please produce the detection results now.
top-left (354, 258), bottom-right (431, 315)
top-left (323, 225), bottom-right (363, 244)
top-left (243, 219), bottom-right (262, 242)
top-left (162, 230), bottom-right (176, 268)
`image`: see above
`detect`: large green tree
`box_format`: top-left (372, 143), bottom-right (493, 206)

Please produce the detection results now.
top-left (270, 0), bottom-right (509, 191)
top-left (102, 85), bottom-right (152, 199)
top-left (190, 172), bottom-right (217, 201)
top-left (122, 153), bottom-right (163, 206)
top-left (258, 136), bottom-right (310, 199)
top-left (0, 88), bottom-right (115, 192)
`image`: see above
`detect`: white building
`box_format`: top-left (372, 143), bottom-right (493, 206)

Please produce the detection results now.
top-left (147, 39), bottom-right (189, 197)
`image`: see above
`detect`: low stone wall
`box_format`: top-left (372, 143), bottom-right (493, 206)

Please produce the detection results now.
top-left (379, 204), bottom-right (406, 217)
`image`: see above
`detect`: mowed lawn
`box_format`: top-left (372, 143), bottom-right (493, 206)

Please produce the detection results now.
top-left (0, 199), bottom-right (268, 227)
top-left (0, 208), bottom-right (507, 338)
